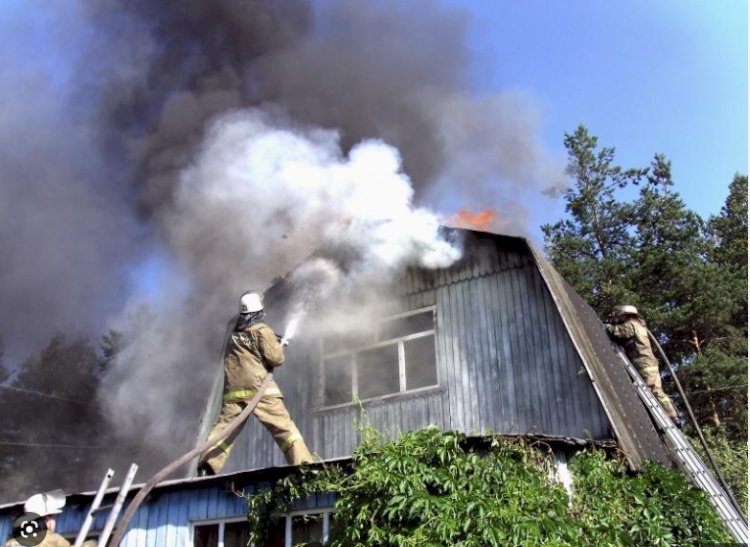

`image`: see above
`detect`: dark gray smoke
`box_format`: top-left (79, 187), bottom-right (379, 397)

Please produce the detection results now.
top-left (1, 0), bottom-right (563, 489)
top-left (82, 0), bottom-right (558, 219)
top-left (0, 22), bottom-right (138, 361)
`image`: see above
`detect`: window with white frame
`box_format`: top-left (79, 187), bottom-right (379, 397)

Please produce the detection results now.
top-left (192, 509), bottom-right (335, 547)
top-left (285, 508), bottom-right (336, 547)
top-left (192, 518), bottom-right (252, 547)
top-left (321, 306), bottom-right (438, 407)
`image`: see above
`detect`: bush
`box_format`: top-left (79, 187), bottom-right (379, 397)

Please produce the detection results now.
top-left (688, 426), bottom-right (748, 514)
top-left (244, 428), bottom-right (731, 546)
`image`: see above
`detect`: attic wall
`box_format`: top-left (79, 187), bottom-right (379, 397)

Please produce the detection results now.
top-left (215, 233), bottom-right (611, 473)
top-left (436, 245), bottom-right (610, 437)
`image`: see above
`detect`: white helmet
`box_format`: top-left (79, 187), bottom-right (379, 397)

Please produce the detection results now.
top-left (239, 292), bottom-right (263, 314)
top-left (24, 491), bottom-right (65, 517)
top-left (612, 304), bottom-right (639, 317)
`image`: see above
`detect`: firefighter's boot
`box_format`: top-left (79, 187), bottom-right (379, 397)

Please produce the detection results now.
top-left (285, 439), bottom-right (313, 465)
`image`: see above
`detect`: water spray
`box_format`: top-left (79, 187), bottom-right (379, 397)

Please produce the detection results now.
top-left (281, 309), bottom-right (304, 345)
top-left (277, 257), bottom-right (343, 346)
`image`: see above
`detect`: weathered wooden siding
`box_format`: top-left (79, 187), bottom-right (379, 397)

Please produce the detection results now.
top-left (436, 252), bottom-right (609, 437)
top-left (218, 233), bottom-right (611, 474)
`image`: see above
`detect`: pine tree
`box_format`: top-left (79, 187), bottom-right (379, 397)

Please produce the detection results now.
top-left (0, 333), bottom-right (121, 500)
top-left (677, 175), bottom-right (748, 437)
top-left (543, 128), bottom-right (748, 441)
top-left (628, 154), bottom-right (724, 361)
top-left (707, 174), bottom-right (748, 330)
top-left (541, 124), bottom-right (646, 313)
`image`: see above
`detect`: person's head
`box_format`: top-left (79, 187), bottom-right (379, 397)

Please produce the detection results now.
top-left (24, 491), bottom-right (65, 532)
top-left (239, 292), bottom-right (263, 314)
top-left (611, 304), bottom-right (643, 322)
top-left (43, 514), bottom-right (57, 533)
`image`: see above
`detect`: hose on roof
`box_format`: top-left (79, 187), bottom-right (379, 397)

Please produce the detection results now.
top-left (108, 373), bottom-right (274, 546)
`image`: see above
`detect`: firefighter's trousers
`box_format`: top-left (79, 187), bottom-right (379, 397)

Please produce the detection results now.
top-left (638, 364), bottom-right (678, 418)
top-left (201, 395), bottom-right (313, 474)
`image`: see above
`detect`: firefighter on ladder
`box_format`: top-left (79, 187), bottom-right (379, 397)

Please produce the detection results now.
top-left (198, 292), bottom-right (313, 476)
top-left (605, 304), bottom-right (684, 428)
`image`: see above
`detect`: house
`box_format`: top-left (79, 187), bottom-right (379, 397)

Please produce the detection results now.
top-left (195, 229), bottom-right (670, 474)
top-left (0, 229), bottom-right (680, 546)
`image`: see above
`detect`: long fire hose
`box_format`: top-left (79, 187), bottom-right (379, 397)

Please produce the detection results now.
top-left (646, 330), bottom-right (743, 516)
top-left (108, 373), bottom-right (274, 546)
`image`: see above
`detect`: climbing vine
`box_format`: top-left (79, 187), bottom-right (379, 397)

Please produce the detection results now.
top-left (243, 426), bottom-right (730, 546)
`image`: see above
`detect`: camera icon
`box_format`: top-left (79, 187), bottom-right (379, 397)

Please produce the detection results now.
top-left (11, 512), bottom-right (47, 546)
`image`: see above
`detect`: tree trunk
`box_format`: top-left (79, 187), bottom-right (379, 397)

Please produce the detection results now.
top-left (690, 330), bottom-right (703, 355)
top-left (708, 394), bottom-right (721, 428)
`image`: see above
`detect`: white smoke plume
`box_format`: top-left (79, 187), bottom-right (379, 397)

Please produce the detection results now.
top-left (102, 107), bottom-right (460, 450)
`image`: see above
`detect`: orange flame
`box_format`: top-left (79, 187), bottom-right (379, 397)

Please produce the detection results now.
top-left (449, 207), bottom-right (499, 232)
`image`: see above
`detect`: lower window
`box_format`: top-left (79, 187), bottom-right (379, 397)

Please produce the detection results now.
top-left (194, 520), bottom-right (250, 547)
top-left (193, 510), bottom-right (334, 547)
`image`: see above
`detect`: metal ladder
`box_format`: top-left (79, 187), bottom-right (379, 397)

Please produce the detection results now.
top-left (615, 349), bottom-right (748, 544)
top-left (73, 463), bottom-right (139, 547)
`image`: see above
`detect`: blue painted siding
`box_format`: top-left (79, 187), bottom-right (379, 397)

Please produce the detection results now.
top-left (1, 482), bottom-right (332, 546)
top-left (0, 515), bottom-right (10, 544)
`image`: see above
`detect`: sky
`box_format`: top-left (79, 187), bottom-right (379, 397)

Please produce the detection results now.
top-left (0, 0), bottom-right (746, 356)
top-left (449, 0), bottom-right (747, 235)
top-left (2, 1), bottom-right (745, 234)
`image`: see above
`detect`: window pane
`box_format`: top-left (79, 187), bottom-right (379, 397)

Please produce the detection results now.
top-left (404, 335), bottom-right (437, 390)
top-left (323, 331), bottom-right (370, 354)
top-left (224, 522), bottom-right (251, 547)
top-left (261, 518), bottom-right (286, 547)
top-left (357, 345), bottom-right (399, 399)
top-left (193, 524), bottom-right (218, 547)
top-left (323, 354), bottom-right (352, 406)
top-left (379, 311), bottom-right (434, 341)
top-left (328, 514), bottom-right (342, 543)
top-left (291, 513), bottom-right (325, 546)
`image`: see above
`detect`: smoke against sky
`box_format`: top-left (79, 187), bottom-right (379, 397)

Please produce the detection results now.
top-left (0, 0), bottom-right (563, 485)
top-left (0, 39), bottom-right (138, 361)
top-left (0, 0), bottom-right (560, 357)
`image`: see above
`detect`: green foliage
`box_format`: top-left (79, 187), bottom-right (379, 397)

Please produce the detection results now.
top-left (0, 330), bottom-right (125, 500)
top-left (542, 125), bottom-right (646, 313)
top-left (243, 428), bottom-right (730, 546)
top-left (688, 427), bottom-right (748, 515)
top-left (707, 173), bottom-right (748, 327)
top-left (570, 450), bottom-right (728, 546)
top-left (679, 342), bottom-right (748, 440)
top-left (543, 126), bottom-right (748, 442)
